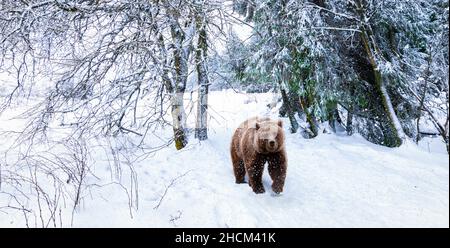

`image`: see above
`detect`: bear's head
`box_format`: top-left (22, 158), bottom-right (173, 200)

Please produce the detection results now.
top-left (254, 119), bottom-right (284, 154)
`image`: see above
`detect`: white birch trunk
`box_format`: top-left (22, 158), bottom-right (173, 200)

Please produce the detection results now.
top-left (168, 14), bottom-right (194, 149)
top-left (194, 17), bottom-right (209, 141)
top-left (171, 92), bottom-right (187, 150)
top-left (195, 76), bottom-right (208, 140)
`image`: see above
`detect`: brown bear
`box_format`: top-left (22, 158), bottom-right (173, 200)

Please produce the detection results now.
top-left (230, 116), bottom-right (287, 194)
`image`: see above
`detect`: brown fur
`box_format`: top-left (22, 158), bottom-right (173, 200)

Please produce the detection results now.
top-left (230, 116), bottom-right (287, 194)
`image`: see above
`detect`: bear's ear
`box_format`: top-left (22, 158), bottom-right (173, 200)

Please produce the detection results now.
top-left (277, 120), bottom-right (283, 128)
top-left (255, 123), bottom-right (260, 130)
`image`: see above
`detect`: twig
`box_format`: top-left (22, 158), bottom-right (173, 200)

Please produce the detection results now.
top-left (153, 170), bottom-right (192, 210)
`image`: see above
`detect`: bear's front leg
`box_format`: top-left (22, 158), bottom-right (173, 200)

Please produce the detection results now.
top-left (246, 157), bottom-right (265, 194)
top-left (268, 151), bottom-right (287, 194)
top-left (231, 146), bottom-right (246, 184)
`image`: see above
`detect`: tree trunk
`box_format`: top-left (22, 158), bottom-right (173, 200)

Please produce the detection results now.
top-left (307, 114), bottom-right (319, 137)
top-left (327, 100), bottom-right (341, 133)
top-left (246, 0), bottom-right (255, 22)
top-left (195, 16), bottom-right (209, 141)
top-left (290, 92), bottom-right (305, 118)
top-left (376, 71), bottom-right (405, 146)
top-left (443, 134), bottom-right (449, 154)
top-left (346, 105), bottom-right (354, 135)
top-left (415, 52), bottom-right (433, 143)
top-left (195, 85), bottom-right (208, 140)
top-left (171, 93), bottom-right (187, 150)
top-left (168, 15), bottom-right (193, 150)
top-left (299, 96), bottom-right (318, 138)
top-left (357, 0), bottom-right (404, 147)
top-left (279, 82), bottom-right (299, 133)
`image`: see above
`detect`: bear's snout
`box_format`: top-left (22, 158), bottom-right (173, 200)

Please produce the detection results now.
top-left (269, 140), bottom-right (276, 148)
top-left (266, 139), bottom-right (277, 152)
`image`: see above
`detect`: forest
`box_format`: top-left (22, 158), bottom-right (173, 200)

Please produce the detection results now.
top-left (0, 0), bottom-right (448, 227)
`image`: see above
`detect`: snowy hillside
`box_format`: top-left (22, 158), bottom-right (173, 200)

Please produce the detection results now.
top-left (0, 90), bottom-right (448, 228)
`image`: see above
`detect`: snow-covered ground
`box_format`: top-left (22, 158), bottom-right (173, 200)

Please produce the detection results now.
top-left (0, 90), bottom-right (448, 227)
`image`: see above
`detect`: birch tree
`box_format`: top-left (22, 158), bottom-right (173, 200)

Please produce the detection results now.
top-left (194, 4), bottom-right (209, 141)
top-left (0, 0), bottom-right (208, 150)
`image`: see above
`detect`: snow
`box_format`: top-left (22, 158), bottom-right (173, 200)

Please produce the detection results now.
top-left (0, 90), bottom-right (448, 227)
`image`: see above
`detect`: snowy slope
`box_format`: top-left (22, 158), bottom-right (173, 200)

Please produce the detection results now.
top-left (0, 90), bottom-right (448, 227)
